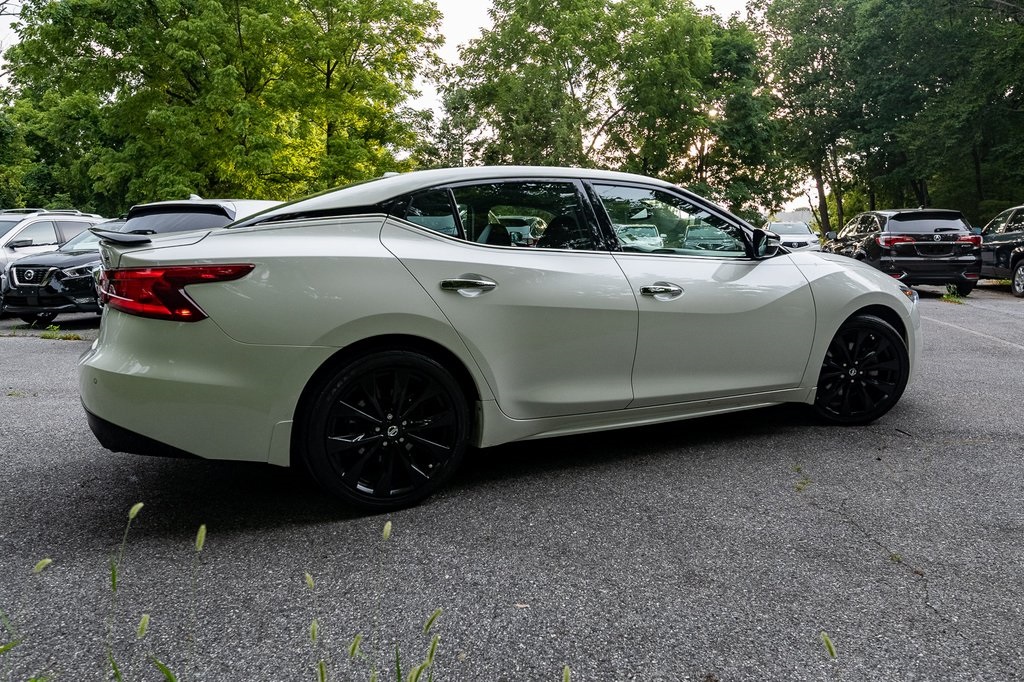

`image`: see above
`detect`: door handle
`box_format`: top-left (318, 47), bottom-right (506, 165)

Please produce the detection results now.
top-left (640, 282), bottom-right (683, 300)
top-left (440, 276), bottom-right (497, 297)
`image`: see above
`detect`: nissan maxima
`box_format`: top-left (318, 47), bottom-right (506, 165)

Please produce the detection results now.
top-left (79, 167), bottom-right (921, 511)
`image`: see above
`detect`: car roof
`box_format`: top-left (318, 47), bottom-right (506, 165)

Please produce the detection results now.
top-left (239, 166), bottom-right (679, 225)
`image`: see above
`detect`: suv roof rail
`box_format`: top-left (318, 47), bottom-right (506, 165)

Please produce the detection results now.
top-left (0, 208), bottom-right (46, 214)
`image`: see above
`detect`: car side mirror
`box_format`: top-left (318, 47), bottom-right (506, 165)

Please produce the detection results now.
top-left (825, 231), bottom-right (837, 240)
top-left (6, 239), bottom-right (32, 249)
top-left (751, 228), bottom-right (781, 259)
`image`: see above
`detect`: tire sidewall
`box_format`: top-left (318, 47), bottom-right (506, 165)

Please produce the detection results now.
top-left (299, 351), bottom-right (469, 511)
top-left (814, 314), bottom-right (910, 425)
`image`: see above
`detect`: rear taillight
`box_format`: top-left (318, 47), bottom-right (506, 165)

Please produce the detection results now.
top-left (99, 264), bottom-right (254, 322)
top-left (877, 235), bottom-right (915, 247)
top-left (957, 234), bottom-right (982, 247)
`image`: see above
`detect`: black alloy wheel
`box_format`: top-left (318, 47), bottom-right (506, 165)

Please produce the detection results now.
top-left (19, 312), bottom-right (57, 326)
top-left (299, 351), bottom-right (469, 511)
top-left (814, 314), bottom-right (910, 424)
top-left (1012, 261), bottom-right (1024, 298)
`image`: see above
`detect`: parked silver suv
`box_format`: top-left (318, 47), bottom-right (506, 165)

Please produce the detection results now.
top-left (0, 209), bottom-right (106, 272)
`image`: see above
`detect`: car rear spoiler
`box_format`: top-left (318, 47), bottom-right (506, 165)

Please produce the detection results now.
top-left (90, 227), bottom-right (152, 244)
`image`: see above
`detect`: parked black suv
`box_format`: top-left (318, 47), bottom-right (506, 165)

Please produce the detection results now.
top-left (978, 205), bottom-right (1024, 296)
top-left (822, 209), bottom-right (981, 295)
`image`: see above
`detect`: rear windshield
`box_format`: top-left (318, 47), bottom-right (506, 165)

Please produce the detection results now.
top-left (887, 213), bottom-right (970, 233)
top-left (121, 209), bottom-right (233, 234)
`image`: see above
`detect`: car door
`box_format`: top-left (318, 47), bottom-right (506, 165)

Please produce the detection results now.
top-left (591, 181), bottom-right (816, 407)
top-left (984, 209), bottom-right (1024, 278)
top-left (379, 180), bottom-right (638, 420)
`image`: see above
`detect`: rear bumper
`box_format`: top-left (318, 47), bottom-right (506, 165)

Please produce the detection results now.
top-left (84, 406), bottom-right (200, 459)
top-left (878, 257), bottom-right (980, 285)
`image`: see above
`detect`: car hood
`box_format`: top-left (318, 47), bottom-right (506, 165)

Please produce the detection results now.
top-left (8, 249), bottom-right (101, 268)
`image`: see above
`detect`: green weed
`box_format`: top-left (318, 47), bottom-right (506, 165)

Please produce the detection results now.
top-left (39, 325), bottom-right (82, 341)
top-left (941, 285), bottom-right (965, 304)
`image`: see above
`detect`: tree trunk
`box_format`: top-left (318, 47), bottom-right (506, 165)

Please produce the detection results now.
top-left (812, 165), bottom-right (831, 234)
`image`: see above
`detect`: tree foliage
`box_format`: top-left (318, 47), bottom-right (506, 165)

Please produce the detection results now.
top-left (2, 0), bottom-right (441, 213)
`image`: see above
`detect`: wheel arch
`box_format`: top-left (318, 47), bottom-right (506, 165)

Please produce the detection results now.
top-left (848, 304), bottom-right (908, 345)
top-left (290, 334), bottom-right (483, 464)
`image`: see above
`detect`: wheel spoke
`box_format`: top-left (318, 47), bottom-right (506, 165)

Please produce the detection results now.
top-left (399, 386), bottom-right (444, 421)
top-left (339, 444), bottom-right (379, 485)
top-left (408, 432), bottom-right (453, 461)
top-left (326, 433), bottom-right (381, 456)
top-left (335, 399), bottom-right (382, 425)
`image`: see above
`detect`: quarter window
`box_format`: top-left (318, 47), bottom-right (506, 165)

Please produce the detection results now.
top-left (1005, 210), bottom-right (1024, 233)
top-left (594, 184), bottom-right (745, 257)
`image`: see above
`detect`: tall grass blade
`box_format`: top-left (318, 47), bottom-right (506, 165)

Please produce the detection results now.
top-left (195, 524), bottom-right (207, 552)
top-left (137, 614), bottom-right (151, 639)
top-left (422, 609), bottom-right (441, 634)
top-left (382, 521), bottom-right (392, 541)
top-left (108, 652), bottom-right (124, 682)
top-left (348, 633), bottom-right (363, 659)
top-left (563, 665), bottom-right (571, 681)
top-left (151, 656), bottom-right (178, 681)
top-left (305, 572), bottom-right (315, 591)
top-left (394, 644), bottom-right (402, 682)
top-left (32, 558), bottom-right (53, 574)
top-left (317, 659), bottom-right (327, 682)
top-left (309, 618), bottom-right (319, 643)
top-left (128, 503), bottom-right (144, 520)
top-left (0, 640), bottom-right (21, 655)
top-left (109, 557), bottom-right (118, 593)
top-left (820, 631), bottom-right (837, 658)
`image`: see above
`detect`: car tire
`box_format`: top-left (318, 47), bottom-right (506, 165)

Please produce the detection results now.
top-left (297, 351), bottom-right (469, 511)
top-left (1012, 261), bottom-right (1024, 298)
top-left (19, 312), bottom-right (57, 326)
top-left (813, 314), bottom-right (910, 425)
top-left (955, 282), bottom-right (975, 297)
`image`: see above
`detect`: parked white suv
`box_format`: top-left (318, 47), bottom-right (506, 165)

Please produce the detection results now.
top-left (0, 209), bottom-right (106, 272)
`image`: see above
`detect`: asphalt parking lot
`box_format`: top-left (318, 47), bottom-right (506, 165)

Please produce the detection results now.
top-left (1, 283), bottom-right (1022, 681)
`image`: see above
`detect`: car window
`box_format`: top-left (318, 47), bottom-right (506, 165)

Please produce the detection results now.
top-left (768, 222), bottom-right (811, 235)
top-left (838, 217), bottom-right (860, 239)
top-left (862, 215), bottom-right (881, 233)
top-left (594, 184), bottom-right (746, 257)
top-left (11, 220), bottom-right (58, 246)
top-left (402, 189), bottom-right (462, 237)
top-left (121, 210), bottom-right (234, 234)
top-left (450, 181), bottom-right (599, 250)
top-left (1005, 210), bottom-right (1024, 233)
top-left (983, 210), bottom-right (1011, 235)
top-left (887, 213), bottom-right (970, 233)
top-left (56, 220), bottom-right (92, 241)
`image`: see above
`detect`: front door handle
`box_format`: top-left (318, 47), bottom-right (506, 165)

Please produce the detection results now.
top-left (440, 276), bottom-right (497, 297)
top-left (640, 282), bottom-right (683, 301)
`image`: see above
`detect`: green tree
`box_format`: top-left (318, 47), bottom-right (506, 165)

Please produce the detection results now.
top-left (4, 0), bottom-right (441, 212)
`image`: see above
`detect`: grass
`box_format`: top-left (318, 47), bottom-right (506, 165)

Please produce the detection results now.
top-left (0, 506), bottom-right (575, 681)
top-left (39, 325), bottom-right (82, 341)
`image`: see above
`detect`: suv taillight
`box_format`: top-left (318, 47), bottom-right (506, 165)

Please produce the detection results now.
top-left (957, 234), bottom-right (982, 247)
top-left (99, 264), bottom-right (254, 321)
top-left (877, 235), bottom-right (915, 247)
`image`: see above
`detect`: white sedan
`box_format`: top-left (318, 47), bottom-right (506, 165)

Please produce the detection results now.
top-left (79, 167), bottom-right (920, 510)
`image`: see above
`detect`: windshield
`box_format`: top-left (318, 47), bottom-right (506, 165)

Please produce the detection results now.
top-left (769, 222), bottom-right (812, 235)
top-left (0, 219), bottom-right (20, 236)
top-left (59, 230), bottom-right (103, 251)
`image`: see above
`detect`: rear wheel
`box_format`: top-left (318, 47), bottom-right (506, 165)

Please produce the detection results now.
top-left (1012, 261), bottom-right (1024, 298)
top-left (955, 282), bottom-right (975, 297)
top-left (19, 312), bottom-right (57, 326)
top-left (814, 314), bottom-right (910, 424)
top-left (298, 351), bottom-right (469, 511)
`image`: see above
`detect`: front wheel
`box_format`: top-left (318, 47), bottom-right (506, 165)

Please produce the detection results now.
top-left (1012, 261), bottom-right (1024, 298)
top-left (814, 314), bottom-right (910, 424)
top-left (297, 351), bottom-right (470, 511)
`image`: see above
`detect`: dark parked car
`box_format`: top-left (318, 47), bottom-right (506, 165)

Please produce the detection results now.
top-left (978, 205), bottom-right (1024, 296)
top-left (2, 198), bottom-right (280, 324)
top-left (822, 209), bottom-right (981, 296)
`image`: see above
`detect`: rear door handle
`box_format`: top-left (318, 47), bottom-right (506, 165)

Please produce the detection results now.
top-left (440, 276), bottom-right (497, 297)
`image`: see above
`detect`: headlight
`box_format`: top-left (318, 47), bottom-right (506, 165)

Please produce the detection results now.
top-left (898, 283), bottom-right (919, 304)
top-left (61, 261), bottom-right (101, 278)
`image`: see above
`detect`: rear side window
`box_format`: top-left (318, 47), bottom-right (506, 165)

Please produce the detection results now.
top-left (57, 220), bottom-right (92, 241)
top-left (886, 213), bottom-right (970, 233)
top-left (122, 210), bottom-right (233, 234)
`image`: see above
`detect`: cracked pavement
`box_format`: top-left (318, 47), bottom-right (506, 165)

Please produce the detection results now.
top-left (1, 282), bottom-right (1022, 680)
